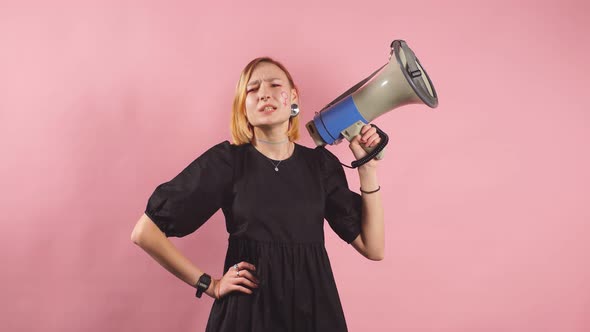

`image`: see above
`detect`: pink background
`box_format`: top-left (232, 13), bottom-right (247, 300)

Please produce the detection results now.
top-left (2, 0), bottom-right (589, 331)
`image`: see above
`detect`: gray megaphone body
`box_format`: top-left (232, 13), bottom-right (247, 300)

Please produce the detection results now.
top-left (306, 40), bottom-right (438, 168)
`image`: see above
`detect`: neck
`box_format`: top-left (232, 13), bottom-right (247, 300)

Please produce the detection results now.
top-left (257, 137), bottom-right (289, 145)
top-left (252, 127), bottom-right (293, 160)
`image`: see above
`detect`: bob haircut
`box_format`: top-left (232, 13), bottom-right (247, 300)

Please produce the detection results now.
top-left (231, 57), bottom-right (300, 145)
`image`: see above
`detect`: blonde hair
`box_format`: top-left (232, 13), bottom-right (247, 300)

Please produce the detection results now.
top-left (230, 57), bottom-right (300, 145)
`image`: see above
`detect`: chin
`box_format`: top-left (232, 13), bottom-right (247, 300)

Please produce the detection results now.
top-left (253, 116), bottom-right (289, 127)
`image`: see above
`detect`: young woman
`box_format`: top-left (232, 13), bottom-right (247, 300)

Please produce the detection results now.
top-left (131, 57), bottom-right (385, 331)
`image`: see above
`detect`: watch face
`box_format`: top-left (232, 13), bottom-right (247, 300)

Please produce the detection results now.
top-left (198, 274), bottom-right (211, 289)
top-left (196, 274), bottom-right (211, 298)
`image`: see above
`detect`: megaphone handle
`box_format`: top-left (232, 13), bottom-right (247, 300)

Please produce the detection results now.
top-left (350, 124), bottom-right (389, 168)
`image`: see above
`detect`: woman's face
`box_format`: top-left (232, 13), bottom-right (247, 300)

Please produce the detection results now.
top-left (244, 62), bottom-right (297, 129)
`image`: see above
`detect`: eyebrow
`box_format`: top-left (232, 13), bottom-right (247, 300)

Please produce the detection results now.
top-left (247, 78), bottom-right (283, 87)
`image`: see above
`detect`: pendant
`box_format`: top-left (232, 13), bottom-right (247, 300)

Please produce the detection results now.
top-left (275, 167), bottom-right (279, 172)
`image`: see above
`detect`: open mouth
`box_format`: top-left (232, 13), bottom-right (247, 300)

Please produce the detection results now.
top-left (260, 106), bottom-right (277, 113)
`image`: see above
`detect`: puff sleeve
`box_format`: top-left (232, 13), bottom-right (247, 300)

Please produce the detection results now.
top-left (318, 147), bottom-right (363, 244)
top-left (145, 141), bottom-right (234, 238)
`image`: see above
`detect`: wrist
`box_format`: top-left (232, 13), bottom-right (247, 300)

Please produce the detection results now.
top-left (205, 278), bottom-right (218, 299)
top-left (358, 165), bottom-right (378, 185)
top-left (357, 161), bottom-right (378, 173)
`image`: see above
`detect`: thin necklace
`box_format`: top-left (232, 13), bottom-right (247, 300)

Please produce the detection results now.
top-left (256, 137), bottom-right (289, 145)
top-left (265, 143), bottom-right (293, 172)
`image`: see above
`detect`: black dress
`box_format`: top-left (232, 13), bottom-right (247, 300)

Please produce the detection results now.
top-left (145, 141), bottom-right (362, 332)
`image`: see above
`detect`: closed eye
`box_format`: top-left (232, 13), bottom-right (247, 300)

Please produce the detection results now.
top-left (247, 83), bottom-right (281, 93)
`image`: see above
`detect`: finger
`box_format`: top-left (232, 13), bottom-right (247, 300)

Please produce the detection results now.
top-left (225, 267), bottom-right (243, 279)
top-left (360, 125), bottom-right (368, 135)
top-left (237, 261), bottom-right (257, 272)
top-left (230, 284), bottom-right (254, 295)
top-left (349, 136), bottom-right (363, 150)
top-left (225, 267), bottom-right (238, 277)
top-left (232, 277), bottom-right (259, 288)
top-left (364, 126), bottom-right (377, 137)
top-left (237, 270), bottom-right (259, 284)
top-left (361, 128), bottom-right (376, 142)
top-left (366, 135), bottom-right (381, 148)
top-left (355, 134), bottom-right (367, 145)
top-left (360, 124), bottom-right (372, 135)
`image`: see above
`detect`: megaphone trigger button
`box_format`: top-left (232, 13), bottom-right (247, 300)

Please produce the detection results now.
top-left (409, 70), bottom-right (422, 78)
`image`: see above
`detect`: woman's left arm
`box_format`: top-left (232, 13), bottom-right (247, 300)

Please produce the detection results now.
top-left (349, 125), bottom-right (385, 261)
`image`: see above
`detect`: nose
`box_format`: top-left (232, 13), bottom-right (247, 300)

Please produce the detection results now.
top-left (257, 83), bottom-right (271, 101)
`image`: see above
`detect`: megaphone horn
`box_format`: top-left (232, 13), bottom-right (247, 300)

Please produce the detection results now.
top-left (306, 40), bottom-right (438, 168)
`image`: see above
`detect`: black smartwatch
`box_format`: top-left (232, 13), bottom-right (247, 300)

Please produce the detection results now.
top-left (195, 273), bottom-right (211, 298)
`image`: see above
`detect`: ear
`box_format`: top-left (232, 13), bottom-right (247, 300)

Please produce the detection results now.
top-left (291, 88), bottom-right (299, 104)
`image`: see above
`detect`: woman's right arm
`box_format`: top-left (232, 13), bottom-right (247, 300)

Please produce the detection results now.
top-left (131, 213), bottom-right (210, 293)
top-left (130, 213), bottom-right (258, 298)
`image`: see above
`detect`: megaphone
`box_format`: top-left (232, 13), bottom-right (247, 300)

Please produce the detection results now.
top-left (306, 40), bottom-right (438, 168)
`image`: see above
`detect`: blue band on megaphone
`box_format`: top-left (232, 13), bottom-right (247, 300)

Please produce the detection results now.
top-left (313, 95), bottom-right (368, 145)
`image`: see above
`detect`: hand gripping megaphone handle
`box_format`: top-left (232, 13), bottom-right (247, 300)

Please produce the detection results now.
top-left (308, 40), bottom-right (437, 168)
top-left (349, 124), bottom-right (389, 168)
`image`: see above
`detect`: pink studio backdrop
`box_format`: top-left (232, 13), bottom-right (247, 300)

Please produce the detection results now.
top-left (1, 0), bottom-right (589, 331)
